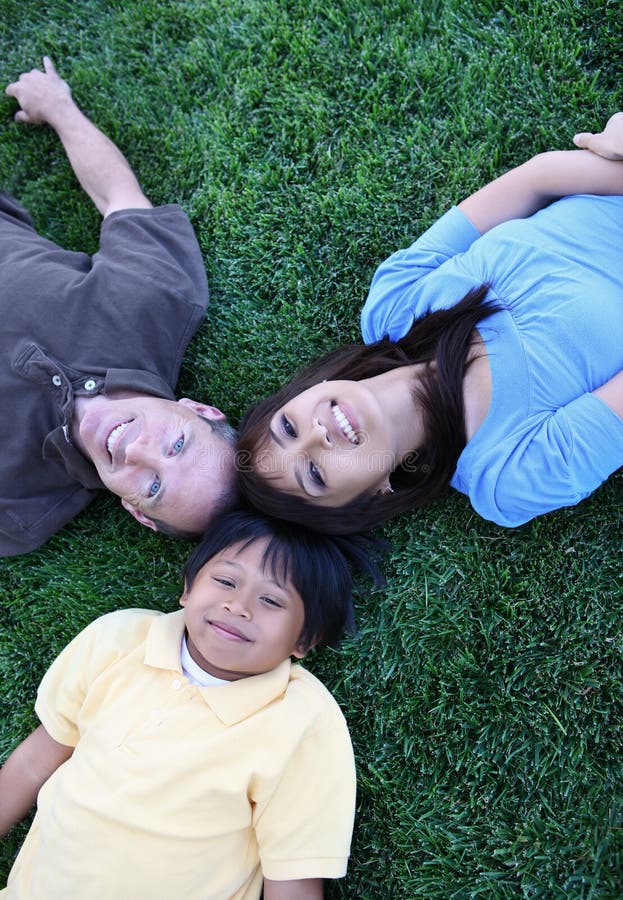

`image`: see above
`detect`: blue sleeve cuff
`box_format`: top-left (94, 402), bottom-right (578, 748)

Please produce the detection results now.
top-left (361, 207), bottom-right (480, 343)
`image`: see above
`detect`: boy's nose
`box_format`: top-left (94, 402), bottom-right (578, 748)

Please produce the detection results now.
top-left (224, 592), bottom-right (252, 618)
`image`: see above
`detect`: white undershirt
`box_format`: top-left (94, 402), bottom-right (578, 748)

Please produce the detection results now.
top-left (181, 636), bottom-right (230, 687)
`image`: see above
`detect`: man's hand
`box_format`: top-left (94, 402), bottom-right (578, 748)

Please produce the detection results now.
top-left (6, 56), bottom-right (73, 128)
top-left (573, 112), bottom-right (623, 161)
top-left (4, 55), bottom-right (151, 217)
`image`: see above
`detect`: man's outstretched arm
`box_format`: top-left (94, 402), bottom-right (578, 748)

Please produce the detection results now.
top-left (5, 56), bottom-right (152, 217)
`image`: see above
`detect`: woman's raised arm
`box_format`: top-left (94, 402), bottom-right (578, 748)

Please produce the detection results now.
top-left (458, 113), bottom-right (623, 234)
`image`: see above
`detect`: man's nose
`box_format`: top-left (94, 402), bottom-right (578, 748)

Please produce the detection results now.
top-left (124, 433), bottom-right (158, 466)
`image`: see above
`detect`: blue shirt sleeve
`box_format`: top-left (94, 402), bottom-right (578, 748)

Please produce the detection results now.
top-left (464, 393), bottom-right (623, 526)
top-left (361, 206), bottom-right (481, 343)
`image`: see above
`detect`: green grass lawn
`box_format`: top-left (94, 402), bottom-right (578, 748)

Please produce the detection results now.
top-left (1, 0), bottom-right (623, 895)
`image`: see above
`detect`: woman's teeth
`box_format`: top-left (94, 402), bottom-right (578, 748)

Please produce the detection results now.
top-left (332, 404), bottom-right (358, 444)
top-left (107, 421), bottom-right (130, 456)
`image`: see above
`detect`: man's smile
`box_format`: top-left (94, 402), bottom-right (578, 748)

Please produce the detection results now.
top-left (106, 420), bottom-right (132, 460)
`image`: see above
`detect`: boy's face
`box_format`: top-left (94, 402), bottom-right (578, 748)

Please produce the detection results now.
top-left (180, 538), bottom-right (308, 681)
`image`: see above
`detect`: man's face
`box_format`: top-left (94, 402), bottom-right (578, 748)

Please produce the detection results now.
top-left (180, 538), bottom-right (307, 680)
top-left (75, 395), bottom-right (235, 533)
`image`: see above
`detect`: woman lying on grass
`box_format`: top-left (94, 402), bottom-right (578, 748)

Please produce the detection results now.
top-left (236, 114), bottom-right (623, 534)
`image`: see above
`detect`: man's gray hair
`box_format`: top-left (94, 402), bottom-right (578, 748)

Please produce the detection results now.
top-left (199, 414), bottom-right (237, 446)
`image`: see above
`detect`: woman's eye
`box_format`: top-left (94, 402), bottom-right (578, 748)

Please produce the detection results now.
top-left (214, 577), bottom-right (235, 587)
top-left (173, 437), bottom-right (184, 454)
top-left (149, 477), bottom-right (161, 497)
top-left (281, 415), bottom-right (296, 438)
top-left (309, 462), bottom-right (325, 487)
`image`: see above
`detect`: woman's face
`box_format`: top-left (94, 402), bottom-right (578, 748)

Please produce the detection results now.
top-left (254, 380), bottom-right (400, 506)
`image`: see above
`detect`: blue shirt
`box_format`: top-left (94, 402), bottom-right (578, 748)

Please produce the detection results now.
top-left (362, 195), bottom-right (623, 526)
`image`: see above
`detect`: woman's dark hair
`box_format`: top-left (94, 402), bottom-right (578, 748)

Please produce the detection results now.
top-left (236, 285), bottom-right (498, 535)
top-left (183, 508), bottom-right (386, 651)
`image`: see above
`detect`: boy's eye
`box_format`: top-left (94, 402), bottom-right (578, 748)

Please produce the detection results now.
top-left (149, 477), bottom-right (161, 496)
top-left (173, 436), bottom-right (184, 454)
top-left (281, 415), bottom-right (296, 438)
top-left (309, 461), bottom-right (325, 487)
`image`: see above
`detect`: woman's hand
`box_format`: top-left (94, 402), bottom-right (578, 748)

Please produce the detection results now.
top-left (573, 112), bottom-right (623, 161)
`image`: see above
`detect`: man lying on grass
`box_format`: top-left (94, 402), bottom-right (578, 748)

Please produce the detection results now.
top-left (0, 509), bottom-right (382, 899)
top-left (1, 57), bottom-right (236, 556)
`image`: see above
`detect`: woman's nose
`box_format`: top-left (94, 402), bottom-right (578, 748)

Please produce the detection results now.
top-left (310, 418), bottom-right (331, 446)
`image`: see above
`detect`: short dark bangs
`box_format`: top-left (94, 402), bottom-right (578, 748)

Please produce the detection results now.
top-left (183, 508), bottom-right (385, 650)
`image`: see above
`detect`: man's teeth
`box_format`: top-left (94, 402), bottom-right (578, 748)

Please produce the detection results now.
top-left (107, 422), bottom-right (130, 456)
top-left (332, 404), bottom-right (358, 444)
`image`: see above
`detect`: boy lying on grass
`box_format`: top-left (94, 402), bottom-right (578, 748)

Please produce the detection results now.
top-left (0, 509), bottom-right (381, 899)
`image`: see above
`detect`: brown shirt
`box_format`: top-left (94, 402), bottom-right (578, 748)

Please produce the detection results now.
top-left (0, 193), bottom-right (209, 556)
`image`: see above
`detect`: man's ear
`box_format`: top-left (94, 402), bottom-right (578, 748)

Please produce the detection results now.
top-left (121, 498), bottom-right (158, 532)
top-left (178, 397), bottom-right (226, 420)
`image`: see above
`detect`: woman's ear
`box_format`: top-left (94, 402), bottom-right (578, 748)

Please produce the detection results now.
top-left (375, 480), bottom-right (395, 496)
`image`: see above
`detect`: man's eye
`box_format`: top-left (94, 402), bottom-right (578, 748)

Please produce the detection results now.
top-left (149, 477), bottom-right (161, 497)
top-left (309, 462), bottom-right (325, 487)
top-left (173, 437), bottom-right (184, 454)
top-left (281, 415), bottom-right (296, 438)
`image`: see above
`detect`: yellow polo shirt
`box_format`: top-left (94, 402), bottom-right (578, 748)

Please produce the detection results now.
top-left (3, 609), bottom-right (355, 899)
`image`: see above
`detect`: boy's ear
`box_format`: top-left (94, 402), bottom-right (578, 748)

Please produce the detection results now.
top-left (292, 637), bottom-right (317, 660)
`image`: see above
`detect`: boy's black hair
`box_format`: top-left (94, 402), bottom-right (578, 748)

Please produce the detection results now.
top-left (183, 508), bottom-right (386, 652)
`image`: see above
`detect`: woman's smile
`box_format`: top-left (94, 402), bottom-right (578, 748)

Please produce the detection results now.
top-left (331, 402), bottom-right (361, 444)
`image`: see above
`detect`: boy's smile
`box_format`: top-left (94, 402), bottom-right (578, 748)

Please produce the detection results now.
top-left (180, 538), bottom-right (308, 681)
top-left (208, 619), bottom-right (251, 642)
